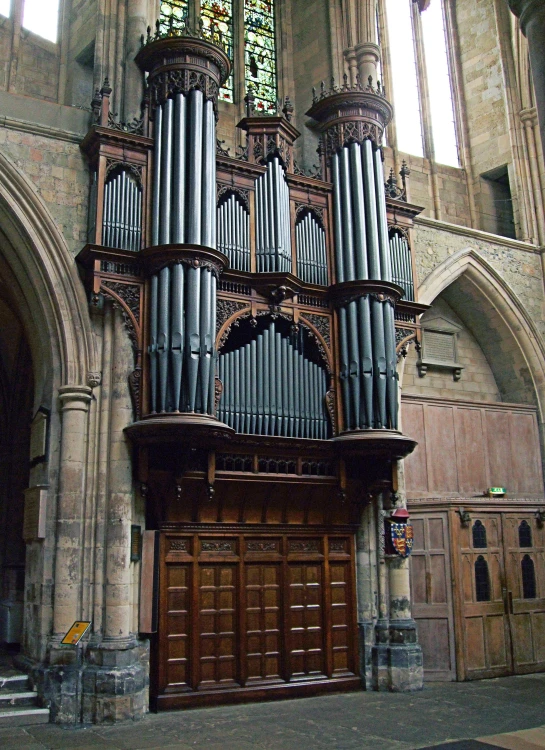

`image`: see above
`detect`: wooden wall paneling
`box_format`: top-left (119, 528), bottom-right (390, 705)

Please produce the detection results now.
top-left (402, 401), bottom-right (428, 493)
top-left (484, 411), bottom-right (513, 492)
top-left (509, 413), bottom-right (544, 495)
top-left (453, 407), bottom-right (488, 494)
top-left (424, 405), bottom-right (459, 494)
top-left (409, 512), bottom-right (456, 680)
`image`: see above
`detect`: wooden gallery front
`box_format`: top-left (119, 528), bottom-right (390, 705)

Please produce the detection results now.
top-left (78, 26), bottom-right (426, 708)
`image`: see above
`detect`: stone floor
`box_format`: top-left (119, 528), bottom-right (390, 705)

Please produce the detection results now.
top-left (1, 672), bottom-right (545, 750)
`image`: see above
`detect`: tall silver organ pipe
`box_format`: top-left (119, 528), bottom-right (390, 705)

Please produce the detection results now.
top-left (255, 156), bottom-right (292, 273)
top-left (295, 211), bottom-right (328, 286)
top-left (102, 170), bottom-right (142, 251)
top-left (389, 232), bottom-right (414, 301)
top-left (332, 139), bottom-right (398, 430)
top-left (217, 193), bottom-right (250, 271)
top-left (148, 264), bottom-right (217, 415)
top-left (217, 320), bottom-right (330, 439)
top-left (152, 90), bottom-right (216, 248)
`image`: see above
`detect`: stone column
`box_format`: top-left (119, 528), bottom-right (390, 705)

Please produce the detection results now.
top-left (509, 0), bottom-right (545, 158)
top-left (340, 0), bottom-right (381, 86)
top-left (356, 499), bottom-right (378, 688)
top-left (47, 385), bottom-right (92, 724)
top-left (123, 0), bottom-right (148, 121)
top-left (386, 461), bottom-right (423, 692)
top-left (53, 386), bottom-right (92, 637)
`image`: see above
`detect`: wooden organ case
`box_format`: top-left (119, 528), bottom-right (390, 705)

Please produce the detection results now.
top-left (77, 22), bottom-right (425, 709)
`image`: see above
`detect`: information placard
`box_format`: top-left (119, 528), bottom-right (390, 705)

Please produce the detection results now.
top-left (61, 621), bottom-right (91, 645)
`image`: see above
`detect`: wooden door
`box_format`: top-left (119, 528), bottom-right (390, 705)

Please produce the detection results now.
top-left (455, 513), bottom-right (513, 679)
top-left (409, 512), bottom-right (456, 680)
top-left (502, 514), bottom-right (545, 674)
top-left (156, 532), bottom-right (359, 709)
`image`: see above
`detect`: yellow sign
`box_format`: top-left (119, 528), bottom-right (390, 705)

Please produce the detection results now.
top-left (61, 621), bottom-right (91, 645)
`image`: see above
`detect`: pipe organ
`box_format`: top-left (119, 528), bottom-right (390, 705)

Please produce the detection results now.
top-left (255, 156), bottom-right (292, 273)
top-left (217, 192), bottom-right (250, 271)
top-left (295, 209), bottom-right (328, 286)
top-left (103, 169), bottom-right (142, 251)
top-left (77, 20), bottom-right (427, 710)
top-left (217, 319), bottom-right (330, 439)
top-left (389, 229), bottom-right (414, 301)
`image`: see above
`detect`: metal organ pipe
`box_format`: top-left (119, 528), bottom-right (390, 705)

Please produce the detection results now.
top-left (218, 321), bottom-right (330, 439)
top-left (331, 138), bottom-right (399, 430)
top-left (148, 86), bottom-right (222, 417)
top-left (255, 157), bottom-right (292, 273)
top-left (217, 193), bottom-right (250, 272)
top-left (295, 211), bottom-right (328, 286)
top-left (102, 169), bottom-right (143, 251)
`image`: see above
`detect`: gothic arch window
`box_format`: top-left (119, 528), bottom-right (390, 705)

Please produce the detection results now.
top-left (518, 520), bottom-right (533, 548)
top-left (475, 556), bottom-right (490, 602)
top-left (472, 520), bottom-right (487, 549)
top-left (521, 555), bottom-right (536, 599)
top-left (382, 0), bottom-right (459, 167)
top-left (159, 0), bottom-right (278, 108)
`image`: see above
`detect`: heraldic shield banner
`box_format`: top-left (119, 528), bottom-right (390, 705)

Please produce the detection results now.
top-left (390, 523), bottom-right (414, 557)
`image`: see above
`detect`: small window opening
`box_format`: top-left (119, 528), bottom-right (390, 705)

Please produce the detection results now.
top-left (475, 555), bottom-right (490, 602)
top-left (0, 0), bottom-right (9, 18)
top-left (472, 520), bottom-right (487, 549)
top-left (23, 0), bottom-right (60, 43)
top-left (518, 520), bottom-right (533, 549)
top-left (521, 555), bottom-right (536, 599)
top-left (479, 166), bottom-right (516, 239)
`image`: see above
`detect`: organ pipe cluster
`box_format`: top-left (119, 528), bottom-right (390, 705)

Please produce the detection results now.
top-left (152, 90), bottom-right (216, 248)
top-left (389, 231), bottom-right (414, 301)
top-left (217, 193), bottom-right (251, 271)
top-left (103, 170), bottom-right (142, 251)
top-left (149, 263), bottom-right (217, 414)
top-left (331, 139), bottom-right (398, 430)
top-left (218, 320), bottom-right (330, 439)
top-left (295, 211), bottom-right (328, 286)
top-left (255, 156), bottom-right (292, 273)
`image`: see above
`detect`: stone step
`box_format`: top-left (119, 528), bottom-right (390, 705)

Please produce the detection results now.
top-left (0, 691), bottom-right (39, 707)
top-left (0, 673), bottom-right (30, 693)
top-left (0, 706), bottom-right (50, 726)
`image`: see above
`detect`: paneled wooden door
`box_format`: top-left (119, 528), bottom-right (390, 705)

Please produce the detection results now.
top-left (453, 512), bottom-right (545, 680)
top-left (409, 512), bottom-right (456, 681)
top-left (155, 532), bottom-right (359, 709)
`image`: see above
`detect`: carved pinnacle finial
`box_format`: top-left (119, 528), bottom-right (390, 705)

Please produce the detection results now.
top-left (244, 85), bottom-right (255, 117)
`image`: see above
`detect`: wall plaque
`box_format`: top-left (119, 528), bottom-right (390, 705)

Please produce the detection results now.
top-left (23, 485), bottom-right (47, 541)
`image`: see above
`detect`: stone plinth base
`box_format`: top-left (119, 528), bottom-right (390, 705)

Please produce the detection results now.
top-left (365, 619), bottom-right (423, 692)
top-left (18, 638), bottom-right (150, 724)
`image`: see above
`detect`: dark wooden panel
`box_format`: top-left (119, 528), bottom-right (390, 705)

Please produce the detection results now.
top-left (245, 564), bottom-right (282, 684)
top-left (454, 407), bottom-right (487, 494)
top-left (198, 565), bottom-right (238, 689)
top-left (165, 564), bottom-right (191, 690)
top-left (509, 414), bottom-right (544, 494)
top-left (484, 411), bottom-right (513, 492)
top-left (288, 563), bottom-right (326, 679)
top-left (424, 405), bottom-right (458, 493)
top-left (402, 402), bottom-right (428, 492)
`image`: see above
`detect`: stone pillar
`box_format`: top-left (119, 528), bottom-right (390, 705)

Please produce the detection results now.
top-left (356, 499), bottom-right (378, 688)
top-left (372, 492), bottom-right (390, 690)
top-left (53, 386), bottom-right (92, 637)
top-left (46, 385), bottom-right (91, 724)
top-left (509, 0), bottom-right (545, 158)
top-left (386, 461), bottom-right (423, 692)
top-left (123, 0), bottom-right (148, 121)
top-left (340, 0), bottom-right (381, 86)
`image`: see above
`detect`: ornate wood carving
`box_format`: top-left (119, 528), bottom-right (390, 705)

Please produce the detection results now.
top-left (325, 389), bottom-right (336, 435)
top-left (169, 539), bottom-right (188, 551)
top-left (217, 184), bottom-right (250, 211)
top-left (201, 540), bottom-right (234, 552)
top-left (247, 541), bottom-right (278, 552)
top-left (289, 540), bottom-right (320, 552)
top-left (300, 313), bottom-right (331, 349)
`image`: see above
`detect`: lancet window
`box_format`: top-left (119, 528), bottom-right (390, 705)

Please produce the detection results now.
top-left (201, 0), bottom-right (234, 102)
top-left (382, 0), bottom-right (459, 168)
top-left (244, 0), bottom-right (277, 112)
top-left (159, 0), bottom-right (188, 34)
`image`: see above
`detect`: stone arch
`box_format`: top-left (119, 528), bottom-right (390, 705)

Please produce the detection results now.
top-left (415, 247), bottom-right (545, 421)
top-left (0, 150), bottom-right (96, 399)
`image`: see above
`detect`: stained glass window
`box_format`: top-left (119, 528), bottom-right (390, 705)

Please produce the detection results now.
top-left (244, 0), bottom-right (277, 112)
top-left (159, 0), bottom-right (188, 35)
top-left (201, 0), bottom-right (234, 103)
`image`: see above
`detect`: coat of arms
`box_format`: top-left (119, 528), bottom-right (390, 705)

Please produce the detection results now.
top-left (390, 523), bottom-right (414, 557)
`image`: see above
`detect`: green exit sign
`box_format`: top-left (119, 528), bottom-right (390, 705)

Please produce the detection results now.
top-left (488, 487), bottom-right (506, 496)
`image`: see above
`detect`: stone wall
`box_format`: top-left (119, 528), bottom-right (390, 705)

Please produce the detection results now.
top-left (402, 297), bottom-right (501, 402)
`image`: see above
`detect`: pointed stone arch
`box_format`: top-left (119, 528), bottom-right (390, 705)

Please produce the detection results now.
top-left (0, 149), bottom-right (96, 397)
top-left (416, 246), bottom-right (545, 421)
